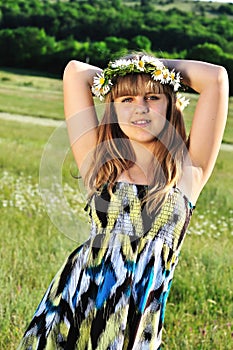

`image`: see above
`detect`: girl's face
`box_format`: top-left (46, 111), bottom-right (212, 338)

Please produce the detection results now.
top-left (114, 91), bottom-right (168, 147)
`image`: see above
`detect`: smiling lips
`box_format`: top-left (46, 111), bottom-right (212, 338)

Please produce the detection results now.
top-left (131, 119), bottom-right (151, 127)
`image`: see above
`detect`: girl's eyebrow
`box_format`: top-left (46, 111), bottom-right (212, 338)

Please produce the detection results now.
top-left (116, 91), bottom-right (162, 98)
top-left (117, 93), bottom-right (135, 98)
top-left (145, 91), bottom-right (161, 95)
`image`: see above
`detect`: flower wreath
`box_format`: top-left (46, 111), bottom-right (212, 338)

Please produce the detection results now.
top-left (91, 55), bottom-right (189, 110)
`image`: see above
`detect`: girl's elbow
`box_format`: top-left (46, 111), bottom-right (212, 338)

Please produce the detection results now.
top-left (63, 60), bottom-right (79, 76)
top-left (216, 65), bottom-right (229, 86)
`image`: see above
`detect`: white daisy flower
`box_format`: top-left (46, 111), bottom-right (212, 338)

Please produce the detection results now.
top-left (170, 71), bottom-right (181, 91)
top-left (173, 81), bottom-right (181, 92)
top-left (161, 68), bottom-right (170, 84)
top-left (91, 85), bottom-right (102, 98)
top-left (102, 82), bottom-right (112, 95)
top-left (151, 68), bottom-right (164, 81)
top-left (91, 72), bottom-right (113, 100)
top-left (92, 72), bottom-right (106, 89)
top-left (111, 59), bottom-right (130, 68)
top-left (135, 58), bottom-right (146, 71)
top-left (177, 93), bottom-right (190, 111)
top-left (141, 55), bottom-right (161, 67)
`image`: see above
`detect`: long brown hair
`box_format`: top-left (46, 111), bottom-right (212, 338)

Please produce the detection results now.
top-left (86, 56), bottom-right (188, 214)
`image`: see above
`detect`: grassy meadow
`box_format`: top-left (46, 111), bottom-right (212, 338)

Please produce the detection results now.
top-left (0, 69), bottom-right (233, 349)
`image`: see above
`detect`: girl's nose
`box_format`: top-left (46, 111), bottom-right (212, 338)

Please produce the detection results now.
top-left (135, 97), bottom-right (149, 114)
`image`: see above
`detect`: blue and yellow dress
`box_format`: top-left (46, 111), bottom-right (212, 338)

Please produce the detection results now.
top-left (18, 182), bottom-right (195, 350)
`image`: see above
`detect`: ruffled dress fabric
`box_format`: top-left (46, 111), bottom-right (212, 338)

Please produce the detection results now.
top-left (18, 182), bottom-right (195, 350)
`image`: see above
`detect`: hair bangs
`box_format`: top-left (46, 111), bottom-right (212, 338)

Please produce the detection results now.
top-left (110, 73), bottom-right (169, 100)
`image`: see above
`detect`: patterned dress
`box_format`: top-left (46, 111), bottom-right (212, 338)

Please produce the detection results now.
top-left (18, 182), bottom-right (195, 350)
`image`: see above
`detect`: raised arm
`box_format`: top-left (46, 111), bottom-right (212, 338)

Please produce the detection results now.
top-left (63, 60), bottom-right (102, 178)
top-left (165, 59), bottom-right (229, 188)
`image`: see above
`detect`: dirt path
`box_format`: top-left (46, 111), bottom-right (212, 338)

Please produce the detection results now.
top-left (0, 112), bottom-right (62, 127)
top-left (1, 112), bottom-right (233, 151)
top-left (220, 143), bottom-right (233, 151)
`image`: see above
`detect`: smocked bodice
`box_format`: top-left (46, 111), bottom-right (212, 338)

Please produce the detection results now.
top-left (87, 181), bottom-right (194, 252)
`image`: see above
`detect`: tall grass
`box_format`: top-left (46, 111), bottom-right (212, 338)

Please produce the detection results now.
top-left (0, 69), bottom-right (63, 119)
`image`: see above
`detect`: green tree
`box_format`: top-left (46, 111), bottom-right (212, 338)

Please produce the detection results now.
top-left (0, 27), bottom-right (56, 67)
top-left (88, 41), bottom-right (110, 67)
top-left (187, 42), bottom-right (224, 64)
top-left (129, 35), bottom-right (151, 52)
top-left (141, 0), bottom-right (150, 6)
top-left (105, 36), bottom-right (128, 53)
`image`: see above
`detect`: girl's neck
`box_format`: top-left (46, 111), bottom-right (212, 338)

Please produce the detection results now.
top-left (117, 141), bottom-right (155, 185)
top-left (131, 139), bottom-right (155, 172)
top-left (117, 166), bottom-right (147, 185)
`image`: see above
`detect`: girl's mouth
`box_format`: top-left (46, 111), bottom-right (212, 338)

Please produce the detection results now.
top-left (131, 119), bottom-right (151, 127)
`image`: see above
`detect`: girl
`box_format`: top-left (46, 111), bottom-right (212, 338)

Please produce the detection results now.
top-left (18, 53), bottom-right (228, 349)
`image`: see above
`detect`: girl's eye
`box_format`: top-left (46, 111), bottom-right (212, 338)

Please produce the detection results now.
top-left (121, 97), bottom-right (133, 103)
top-left (146, 95), bottom-right (159, 101)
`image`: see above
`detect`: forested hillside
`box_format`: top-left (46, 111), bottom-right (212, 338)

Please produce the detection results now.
top-left (0, 0), bottom-right (233, 93)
